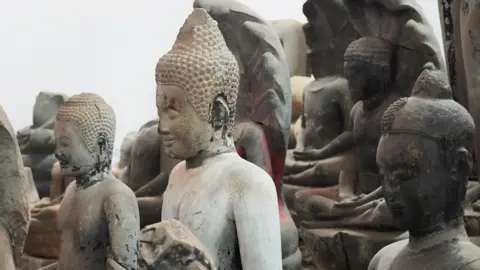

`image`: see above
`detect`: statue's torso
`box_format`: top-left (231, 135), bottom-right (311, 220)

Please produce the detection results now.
top-left (303, 79), bottom-right (350, 149)
top-left (352, 94), bottom-right (402, 173)
top-left (162, 153), bottom-right (246, 270)
top-left (56, 178), bottom-right (119, 270)
top-left (371, 239), bottom-right (480, 270)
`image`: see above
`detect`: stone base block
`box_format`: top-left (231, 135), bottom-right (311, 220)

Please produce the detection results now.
top-left (300, 228), bottom-right (407, 270)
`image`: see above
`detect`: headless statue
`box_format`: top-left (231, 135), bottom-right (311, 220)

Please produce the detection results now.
top-left (157, 9), bottom-right (282, 269)
top-left (284, 76), bottom-right (353, 188)
top-left (0, 105), bottom-right (31, 269)
top-left (18, 91), bottom-right (69, 198)
top-left (40, 93), bottom-right (140, 270)
top-left (293, 37), bottom-right (402, 219)
top-left (369, 93), bottom-right (480, 269)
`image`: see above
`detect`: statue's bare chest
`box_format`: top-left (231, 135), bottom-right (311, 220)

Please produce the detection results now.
top-left (163, 167), bottom-right (239, 268)
top-left (58, 185), bottom-right (108, 248)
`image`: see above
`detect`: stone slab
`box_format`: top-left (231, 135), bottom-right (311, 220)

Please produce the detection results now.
top-left (300, 228), bottom-right (407, 270)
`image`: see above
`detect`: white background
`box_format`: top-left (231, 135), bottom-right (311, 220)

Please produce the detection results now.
top-left (0, 0), bottom-right (443, 159)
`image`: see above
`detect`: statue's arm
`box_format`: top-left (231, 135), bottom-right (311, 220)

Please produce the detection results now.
top-left (461, 259), bottom-right (480, 270)
top-left (104, 193), bottom-right (140, 270)
top-left (38, 262), bottom-right (58, 270)
top-left (311, 103), bottom-right (357, 159)
top-left (161, 162), bottom-right (183, 221)
top-left (134, 172), bottom-right (169, 197)
top-left (232, 173), bottom-right (282, 270)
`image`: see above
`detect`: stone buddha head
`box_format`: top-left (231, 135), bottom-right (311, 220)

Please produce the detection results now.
top-left (344, 36), bottom-right (395, 102)
top-left (155, 8), bottom-right (240, 161)
top-left (54, 93), bottom-right (116, 178)
top-left (377, 81), bottom-right (474, 235)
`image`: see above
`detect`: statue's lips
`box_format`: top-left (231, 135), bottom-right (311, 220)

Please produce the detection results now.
top-left (162, 138), bottom-right (175, 146)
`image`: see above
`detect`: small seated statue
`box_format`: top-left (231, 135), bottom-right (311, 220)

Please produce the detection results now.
top-left (293, 37), bottom-right (402, 221)
top-left (368, 91), bottom-right (480, 269)
top-left (17, 91), bottom-right (69, 198)
top-left (157, 8), bottom-right (283, 269)
top-left (284, 75), bottom-right (353, 188)
top-left (39, 93), bottom-right (140, 270)
top-left (0, 105), bottom-right (31, 269)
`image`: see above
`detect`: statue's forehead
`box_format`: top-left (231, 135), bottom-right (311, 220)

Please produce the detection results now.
top-left (157, 84), bottom-right (188, 99)
top-left (378, 133), bottom-right (437, 165)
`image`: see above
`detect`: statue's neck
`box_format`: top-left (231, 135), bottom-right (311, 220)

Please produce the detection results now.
top-left (75, 164), bottom-right (112, 189)
top-left (407, 218), bottom-right (468, 251)
top-left (185, 137), bottom-right (236, 170)
top-left (362, 89), bottom-right (387, 110)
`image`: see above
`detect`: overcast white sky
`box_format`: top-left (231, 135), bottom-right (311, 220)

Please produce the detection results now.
top-left (0, 0), bottom-right (442, 155)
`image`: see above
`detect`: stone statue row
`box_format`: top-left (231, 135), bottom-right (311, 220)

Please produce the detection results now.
top-left (3, 0), bottom-right (480, 269)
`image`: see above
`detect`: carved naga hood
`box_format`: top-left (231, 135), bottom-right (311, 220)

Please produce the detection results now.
top-left (193, 0), bottom-right (292, 153)
top-left (342, 0), bottom-right (446, 95)
top-left (0, 105), bottom-right (30, 266)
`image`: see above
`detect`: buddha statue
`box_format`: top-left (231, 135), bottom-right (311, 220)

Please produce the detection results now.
top-left (293, 37), bottom-right (402, 217)
top-left (18, 91), bottom-right (69, 198)
top-left (193, 1), bottom-right (301, 268)
top-left (0, 105), bottom-right (31, 269)
top-left (369, 92), bottom-right (480, 269)
top-left (157, 8), bottom-right (282, 270)
top-left (39, 93), bottom-right (139, 270)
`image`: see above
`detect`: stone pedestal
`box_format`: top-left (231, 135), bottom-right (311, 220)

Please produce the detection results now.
top-left (300, 228), bottom-right (407, 270)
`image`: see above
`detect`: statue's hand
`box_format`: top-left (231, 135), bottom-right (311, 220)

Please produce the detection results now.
top-left (17, 128), bottom-right (32, 150)
top-left (293, 149), bottom-right (324, 161)
top-left (334, 194), bottom-right (367, 208)
top-left (31, 204), bottom-right (60, 220)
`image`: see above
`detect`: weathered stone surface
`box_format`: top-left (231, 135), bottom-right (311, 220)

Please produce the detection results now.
top-left (23, 167), bottom-right (39, 204)
top-left (139, 219), bottom-right (216, 270)
top-left (300, 228), bottom-right (407, 270)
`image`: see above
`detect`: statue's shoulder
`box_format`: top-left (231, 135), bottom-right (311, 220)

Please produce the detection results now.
top-left (103, 177), bottom-right (136, 199)
top-left (225, 155), bottom-right (274, 189)
top-left (368, 239), bottom-right (407, 270)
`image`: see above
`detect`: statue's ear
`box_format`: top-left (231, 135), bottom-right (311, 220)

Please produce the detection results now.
top-left (451, 147), bottom-right (472, 176)
top-left (97, 134), bottom-right (108, 154)
top-left (211, 94), bottom-right (229, 130)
